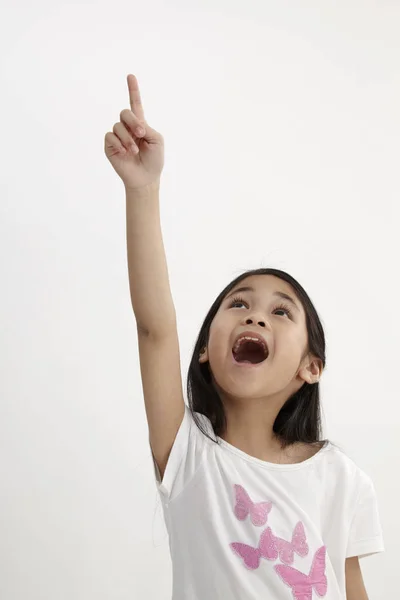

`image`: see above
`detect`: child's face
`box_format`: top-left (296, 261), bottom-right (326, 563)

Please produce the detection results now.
top-left (199, 275), bottom-right (322, 407)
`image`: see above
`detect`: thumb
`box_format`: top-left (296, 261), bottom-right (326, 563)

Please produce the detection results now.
top-left (140, 120), bottom-right (163, 145)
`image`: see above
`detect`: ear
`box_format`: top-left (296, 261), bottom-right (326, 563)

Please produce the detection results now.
top-left (199, 347), bottom-right (209, 364)
top-left (298, 356), bottom-right (323, 385)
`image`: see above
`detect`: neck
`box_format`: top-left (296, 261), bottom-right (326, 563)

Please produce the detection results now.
top-left (220, 398), bottom-right (284, 461)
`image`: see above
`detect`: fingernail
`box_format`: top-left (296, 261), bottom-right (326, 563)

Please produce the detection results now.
top-left (135, 127), bottom-right (145, 137)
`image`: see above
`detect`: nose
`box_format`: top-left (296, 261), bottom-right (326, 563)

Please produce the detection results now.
top-left (245, 318), bottom-right (265, 327)
top-left (243, 315), bottom-right (271, 329)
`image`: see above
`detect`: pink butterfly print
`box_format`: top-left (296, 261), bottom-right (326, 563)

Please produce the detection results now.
top-left (230, 527), bottom-right (278, 570)
top-left (266, 522), bottom-right (309, 565)
top-left (274, 545), bottom-right (327, 600)
top-left (233, 484), bottom-right (272, 527)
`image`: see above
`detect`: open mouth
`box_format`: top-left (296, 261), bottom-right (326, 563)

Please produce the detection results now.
top-left (232, 339), bottom-right (269, 365)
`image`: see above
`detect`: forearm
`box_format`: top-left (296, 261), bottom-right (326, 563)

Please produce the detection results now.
top-left (125, 182), bottom-right (176, 336)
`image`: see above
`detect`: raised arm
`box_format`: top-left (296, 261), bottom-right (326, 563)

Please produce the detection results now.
top-left (104, 74), bottom-right (185, 478)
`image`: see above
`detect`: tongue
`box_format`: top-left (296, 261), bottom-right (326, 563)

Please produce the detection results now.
top-left (233, 352), bottom-right (262, 365)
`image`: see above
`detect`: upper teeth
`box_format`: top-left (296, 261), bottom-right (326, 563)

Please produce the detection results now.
top-left (233, 336), bottom-right (268, 355)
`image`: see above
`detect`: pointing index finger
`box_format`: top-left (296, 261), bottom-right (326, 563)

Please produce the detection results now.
top-left (127, 74), bottom-right (145, 122)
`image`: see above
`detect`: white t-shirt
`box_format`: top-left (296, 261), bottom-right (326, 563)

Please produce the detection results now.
top-left (151, 404), bottom-right (384, 600)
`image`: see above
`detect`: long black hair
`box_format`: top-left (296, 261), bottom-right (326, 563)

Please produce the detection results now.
top-left (186, 268), bottom-right (327, 449)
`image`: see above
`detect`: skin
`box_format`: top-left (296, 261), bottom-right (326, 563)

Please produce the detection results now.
top-left (346, 557), bottom-right (369, 599)
top-left (198, 273), bottom-right (323, 462)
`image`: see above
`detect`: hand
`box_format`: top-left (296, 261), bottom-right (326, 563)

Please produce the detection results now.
top-left (104, 74), bottom-right (165, 191)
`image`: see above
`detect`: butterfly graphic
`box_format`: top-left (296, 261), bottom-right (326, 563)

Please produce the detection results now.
top-left (230, 522), bottom-right (309, 570)
top-left (230, 527), bottom-right (278, 570)
top-left (265, 522), bottom-right (309, 565)
top-left (233, 484), bottom-right (272, 526)
top-left (274, 545), bottom-right (327, 600)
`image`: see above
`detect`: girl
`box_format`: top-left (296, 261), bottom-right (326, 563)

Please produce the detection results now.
top-left (104, 74), bottom-right (384, 600)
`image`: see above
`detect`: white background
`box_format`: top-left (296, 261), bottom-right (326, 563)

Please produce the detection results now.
top-left (1, 1), bottom-right (398, 598)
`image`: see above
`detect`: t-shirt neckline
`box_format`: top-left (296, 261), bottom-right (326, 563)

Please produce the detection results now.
top-left (215, 435), bottom-right (331, 471)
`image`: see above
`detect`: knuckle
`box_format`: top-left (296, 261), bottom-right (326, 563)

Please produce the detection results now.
top-left (120, 108), bottom-right (132, 121)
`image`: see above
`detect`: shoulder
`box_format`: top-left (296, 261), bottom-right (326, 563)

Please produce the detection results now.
top-left (187, 406), bottom-right (218, 442)
top-left (322, 442), bottom-right (375, 492)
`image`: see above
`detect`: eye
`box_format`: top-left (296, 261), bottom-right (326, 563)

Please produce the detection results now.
top-left (229, 296), bottom-right (248, 309)
top-left (228, 295), bottom-right (293, 319)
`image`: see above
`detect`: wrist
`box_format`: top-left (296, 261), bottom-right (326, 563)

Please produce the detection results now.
top-left (125, 180), bottom-right (160, 198)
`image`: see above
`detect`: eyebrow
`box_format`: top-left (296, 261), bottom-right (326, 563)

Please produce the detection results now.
top-left (224, 286), bottom-right (301, 313)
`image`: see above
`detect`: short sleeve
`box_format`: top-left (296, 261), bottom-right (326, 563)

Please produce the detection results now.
top-left (346, 472), bottom-right (384, 559)
top-left (150, 404), bottom-right (207, 500)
